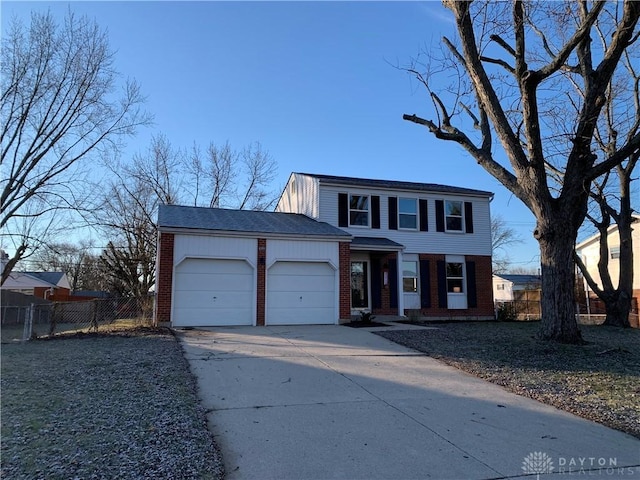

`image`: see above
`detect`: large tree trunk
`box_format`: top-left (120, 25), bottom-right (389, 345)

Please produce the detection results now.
top-left (537, 229), bottom-right (583, 344)
top-left (602, 291), bottom-right (632, 328)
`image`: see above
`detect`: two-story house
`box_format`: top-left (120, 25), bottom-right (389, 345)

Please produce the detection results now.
top-left (155, 173), bottom-right (495, 327)
top-left (575, 214), bottom-right (640, 317)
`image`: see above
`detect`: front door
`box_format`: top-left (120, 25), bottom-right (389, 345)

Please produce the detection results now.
top-left (350, 261), bottom-right (369, 309)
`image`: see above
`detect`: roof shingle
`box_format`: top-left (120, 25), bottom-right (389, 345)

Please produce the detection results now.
top-left (297, 173), bottom-right (494, 197)
top-left (158, 205), bottom-right (351, 238)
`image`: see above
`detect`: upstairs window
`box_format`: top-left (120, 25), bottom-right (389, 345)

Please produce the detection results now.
top-left (349, 195), bottom-right (369, 226)
top-left (399, 198), bottom-right (417, 229)
top-left (610, 246), bottom-right (620, 259)
top-left (445, 201), bottom-right (463, 232)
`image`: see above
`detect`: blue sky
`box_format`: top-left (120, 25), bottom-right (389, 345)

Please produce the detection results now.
top-left (2, 1), bottom-right (541, 269)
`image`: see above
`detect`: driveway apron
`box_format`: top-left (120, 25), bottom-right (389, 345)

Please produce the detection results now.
top-left (177, 325), bottom-right (640, 480)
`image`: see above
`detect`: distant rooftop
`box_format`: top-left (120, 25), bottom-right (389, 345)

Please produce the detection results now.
top-left (296, 173), bottom-right (494, 198)
top-left (158, 205), bottom-right (351, 238)
top-left (494, 274), bottom-right (541, 285)
top-left (24, 271), bottom-right (66, 286)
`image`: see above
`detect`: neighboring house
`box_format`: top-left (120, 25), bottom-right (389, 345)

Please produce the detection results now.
top-left (575, 214), bottom-right (640, 312)
top-left (1, 271), bottom-right (71, 300)
top-left (156, 172), bottom-right (495, 327)
top-left (492, 274), bottom-right (542, 302)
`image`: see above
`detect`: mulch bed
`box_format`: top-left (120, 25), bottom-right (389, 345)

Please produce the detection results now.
top-left (343, 321), bottom-right (391, 328)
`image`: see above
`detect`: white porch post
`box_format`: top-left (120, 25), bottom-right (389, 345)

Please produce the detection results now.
top-left (397, 250), bottom-right (404, 317)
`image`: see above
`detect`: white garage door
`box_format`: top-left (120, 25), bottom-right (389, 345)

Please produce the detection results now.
top-left (173, 258), bottom-right (254, 326)
top-left (267, 262), bottom-right (336, 325)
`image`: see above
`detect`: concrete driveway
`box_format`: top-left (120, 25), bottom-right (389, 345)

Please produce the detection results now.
top-left (177, 325), bottom-right (639, 480)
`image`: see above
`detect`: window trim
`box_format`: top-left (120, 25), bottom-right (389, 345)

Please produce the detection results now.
top-left (349, 194), bottom-right (370, 227)
top-left (446, 261), bottom-right (465, 294)
top-left (398, 197), bottom-right (418, 230)
top-left (444, 200), bottom-right (464, 233)
top-left (402, 260), bottom-right (419, 293)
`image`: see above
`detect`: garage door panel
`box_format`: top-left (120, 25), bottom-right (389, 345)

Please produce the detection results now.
top-left (268, 291), bottom-right (334, 308)
top-left (175, 308), bottom-right (251, 327)
top-left (267, 261), bottom-right (336, 325)
top-left (177, 259), bottom-right (252, 275)
top-left (268, 275), bottom-right (334, 292)
top-left (174, 290), bottom-right (253, 309)
top-left (173, 258), bottom-right (253, 327)
top-left (269, 308), bottom-right (334, 325)
top-left (175, 273), bottom-right (252, 292)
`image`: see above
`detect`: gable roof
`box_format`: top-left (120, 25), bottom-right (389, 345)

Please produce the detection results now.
top-left (158, 205), bottom-right (351, 239)
top-left (297, 173), bottom-right (494, 198)
top-left (575, 214), bottom-right (640, 251)
top-left (1, 271), bottom-right (68, 290)
top-left (493, 274), bottom-right (541, 285)
top-left (25, 271), bottom-right (66, 286)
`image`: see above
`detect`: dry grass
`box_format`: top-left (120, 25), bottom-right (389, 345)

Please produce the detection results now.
top-left (1, 327), bottom-right (224, 480)
top-left (376, 322), bottom-right (640, 439)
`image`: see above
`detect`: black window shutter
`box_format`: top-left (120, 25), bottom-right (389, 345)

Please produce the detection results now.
top-left (466, 261), bottom-right (477, 308)
top-left (338, 193), bottom-right (348, 227)
top-left (435, 200), bottom-right (445, 232)
top-left (371, 258), bottom-right (382, 309)
top-left (437, 260), bottom-right (447, 308)
top-left (388, 197), bottom-right (398, 230)
top-left (419, 199), bottom-right (428, 232)
top-left (371, 196), bottom-right (380, 229)
top-left (464, 201), bottom-right (474, 233)
top-left (419, 259), bottom-right (431, 308)
top-left (389, 259), bottom-right (398, 309)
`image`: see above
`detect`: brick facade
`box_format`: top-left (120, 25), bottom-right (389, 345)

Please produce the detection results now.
top-left (339, 242), bottom-right (351, 320)
top-left (155, 232), bottom-right (174, 324)
top-left (369, 253), bottom-right (494, 319)
top-left (411, 254), bottom-right (494, 319)
top-left (256, 239), bottom-right (267, 326)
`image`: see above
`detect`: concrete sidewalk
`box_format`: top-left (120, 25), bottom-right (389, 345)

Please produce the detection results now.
top-left (177, 325), bottom-right (639, 480)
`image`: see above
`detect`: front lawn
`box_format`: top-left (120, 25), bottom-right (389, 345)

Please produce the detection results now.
top-left (376, 322), bottom-right (640, 438)
top-left (1, 328), bottom-right (224, 479)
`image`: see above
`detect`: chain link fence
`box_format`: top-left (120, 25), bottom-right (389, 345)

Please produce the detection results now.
top-left (1, 296), bottom-right (155, 343)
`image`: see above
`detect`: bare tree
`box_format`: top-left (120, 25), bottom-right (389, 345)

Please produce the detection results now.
top-left (403, 1), bottom-right (640, 343)
top-left (30, 240), bottom-right (105, 291)
top-left (94, 136), bottom-right (180, 297)
top-left (491, 214), bottom-right (523, 274)
top-left (0, 10), bottom-right (150, 284)
top-left (571, 26), bottom-right (639, 328)
top-left (187, 141), bottom-right (277, 210)
top-left (575, 156), bottom-right (638, 327)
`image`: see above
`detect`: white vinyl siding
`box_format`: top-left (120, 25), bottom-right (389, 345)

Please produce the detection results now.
top-left (174, 235), bottom-right (257, 265)
top-left (318, 185), bottom-right (492, 256)
top-left (275, 173), bottom-right (320, 219)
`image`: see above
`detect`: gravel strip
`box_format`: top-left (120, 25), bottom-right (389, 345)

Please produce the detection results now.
top-left (1, 328), bottom-right (224, 480)
top-left (376, 322), bottom-right (640, 439)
